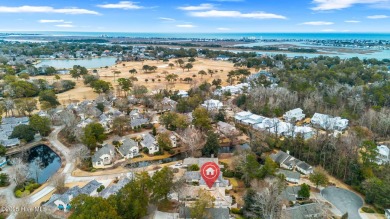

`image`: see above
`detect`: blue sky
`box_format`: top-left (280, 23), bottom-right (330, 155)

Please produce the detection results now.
top-left (0, 0), bottom-right (389, 32)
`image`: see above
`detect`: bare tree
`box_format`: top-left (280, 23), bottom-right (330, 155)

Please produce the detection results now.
top-left (179, 127), bottom-right (205, 157)
top-left (248, 177), bottom-right (285, 219)
top-left (51, 173), bottom-right (66, 193)
top-left (10, 157), bottom-right (29, 186)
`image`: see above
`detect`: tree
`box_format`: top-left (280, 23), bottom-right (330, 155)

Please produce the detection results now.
top-left (15, 98), bottom-right (37, 116)
top-left (298, 183), bottom-right (310, 199)
top-left (91, 80), bottom-right (112, 94)
top-left (188, 57), bottom-right (196, 62)
top-left (157, 132), bottom-right (172, 151)
top-left (82, 122), bottom-right (106, 150)
top-left (177, 59), bottom-right (184, 67)
top-left (112, 116), bottom-right (129, 136)
top-left (0, 145), bottom-right (6, 156)
top-left (152, 126), bottom-right (157, 136)
top-left (168, 63), bottom-right (174, 69)
top-left (192, 107), bottom-right (212, 131)
top-left (188, 164), bottom-right (200, 171)
top-left (117, 78), bottom-right (132, 97)
top-left (151, 166), bottom-right (174, 201)
top-left (190, 189), bottom-right (215, 219)
top-left (51, 173), bottom-right (66, 193)
top-left (132, 85), bottom-right (148, 98)
top-left (83, 74), bottom-right (98, 86)
top-left (185, 63), bottom-right (193, 71)
top-left (234, 151), bottom-right (261, 186)
top-left (129, 68), bottom-right (137, 74)
top-left (202, 131), bottom-right (220, 157)
top-left (39, 90), bottom-right (60, 109)
top-left (10, 124), bottom-right (35, 142)
top-left (10, 157), bottom-right (29, 186)
top-left (70, 194), bottom-right (120, 219)
top-left (0, 173), bottom-right (10, 187)
top-left (246, 177), bottom-right (284, 219)
top-left (309, 167), bottom-right (329, 188)
top-left (29, 114), bottom-right (51, 136)
top-left (198, 70), bottom-right (207, 78)
top-left (111, 172), bottom-right (151, 219)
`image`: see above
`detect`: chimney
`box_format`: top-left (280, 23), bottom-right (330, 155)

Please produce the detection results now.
top-left (286, 150), bottom-right (290, 155)
top-left (211, 154), bottom-right (214, 158)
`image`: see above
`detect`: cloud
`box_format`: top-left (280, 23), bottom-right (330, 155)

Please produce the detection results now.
top-left (189, 10), bottom-right (286, 19)
top-left (55, 24), bottom-right (74, 28)
top-left (217, 27), bottom-right (231, 30)
top-left (311, 0), bottom-right (386, 11)
top-left (0, 5), bottom-right (100, 14)
top-left (301, 21), bottom-right (334, 25)
top-left (176, 24), bottom-right (196, 28)
top-left (178, 4), bottom-right (214, 11)
top-left (321, 29), bottom-right (336, 32)
top-left (39, 19), bottom-right (65, 23)
top-left (97, 1), bottom-right (143, 10)
top-left (345, 20), bottom-right (361, 23)
top-left (367, 14), bottom-right (389, 19)
top-left (159, 17), bottom-right (175, 21)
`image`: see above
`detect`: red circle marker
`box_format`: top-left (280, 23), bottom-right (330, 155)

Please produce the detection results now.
top-left (200, 162), bottom-right (220, 188)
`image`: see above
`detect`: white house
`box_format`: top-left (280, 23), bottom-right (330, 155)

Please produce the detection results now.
top-left (202, 99), bottom-right (223, 111)
top-left (140, 133), bottom-right (159, 154)
top-left (92, 144), bottom-right (116, 168)
top-left (283, 108), bottom-right (305, 123)
top-left (311, 113), bottom-right (349, 131)
top-left (296, 161), bottom-right (314, 175)
top-left (234, 111), bottom-right (253, 122)
top-left (170, 134), bottom-right (177, 148)
top-left (118, 138), bottom-right (139, 159)
top-left (377, 145), bottom-right (390, 165)
top-left (177, 90), bottom-right (188, 97)
top-left (242, 114), bottom-right (266, 126)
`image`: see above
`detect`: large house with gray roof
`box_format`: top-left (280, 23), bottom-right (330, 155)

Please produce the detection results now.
top-left (140, 133), bottom-right (159, 154)
top-left (100, 177), bottom-right (130, 199)
top-left (117, 138), bottom-right (139, 159)
top-left (270, 151), bottom-right (313, 175)
top-left (92, 144), bottom-right (116, 168)
top-left (311, 113), bottom-right (349, 131)
top-left (179, 207), bottom-right (229, 219)
top-left (281, 203), bottom-right (323, 219)
top-left (44, 180), bottom-right (102, 212)
top-left (0, 117), bottom-right (29, 147)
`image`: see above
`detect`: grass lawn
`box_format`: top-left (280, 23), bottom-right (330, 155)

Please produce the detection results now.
top-left (227, 177), bottom-right (239, 188)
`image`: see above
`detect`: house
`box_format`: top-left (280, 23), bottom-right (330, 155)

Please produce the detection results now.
top-left (177, 90), bottom-right (188, 97)
top-left (129, 109), bottom-right (149, 129)
top-left (44, 180), bottom-right (102, 211)
top-left (376, 145), bottom-right (390, 165)
top-left (179, 207), bottom-right (229, 219)
top-left (385, 209), bottom-right (390, 219)
top-left (140, 133), bottom-right (159, 154)
top-left (277, 169), bottom-right (300, 184)
top-left (253, 118), bottom-right (279, 131)
top-left (281, 186), bottom-right (302, 203)
top-left (92, 144), bottom-right (116, 168)
top-left (296, 161), bottom-right (314, 175)
top-left (270, 151), bottom-right (313, 175)
top-left (183, 157), bottom-right (223, 169)
top-left (118, 138), bottom-right (139, 159)
top-left (290, 126), bottom-right (315, 140)
top-left (155, 97), bottom-right (177, 112)
top-left (283, 108), bottom-right (305, 123)
top-left (214, 83), bottom-right (250, 96)
top-left (100, 177), bottom-right (131, 199)
top-left (281, 203), bottom-right (322, 219)
top-left (0, 156), bottom-right (6, 167)
top-left (242, 114), bottom-right (266, 126)
top-left (217, 121), bottom-right (238, 136)
top-left (311, 113), bottom-right (349, 131)
top-left (215, 55), bottom-right (230, 61)
top-left (234, 111), bottom-right (253, 122)
top-left (0, 116), bottom-right (29, 147)
top-left (170, 134), bottom-right (177, 148)
top-left (202, 99), bottom-right (223, 111)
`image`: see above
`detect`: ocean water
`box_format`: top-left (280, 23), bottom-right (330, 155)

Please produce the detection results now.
top-left (3, 31), bottom-right (390, 40)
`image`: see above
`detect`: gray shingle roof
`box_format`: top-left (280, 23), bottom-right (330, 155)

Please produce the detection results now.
top-left (118, 138), bottom-right (138, 155)
top-left (282, 203), bottom-right (321, 219)
top-left (179, 207), bottom-right (229, 219)
top-left (277, 169), bottom-right (301, 181)
top-left (140, 133), bottom-right (156, 148)
top-left (100, 177), bottom-right (131, 199)
top-left (296, 161), bottom-right (312, 171)
top-left (270, 151), bottom-right (290, 164)
top-left (130, 118), bottom-right (148, 128)
top-left (80, 180), bottom-right (101, 195)
top-left (92, 144), bottom-right (115, 163)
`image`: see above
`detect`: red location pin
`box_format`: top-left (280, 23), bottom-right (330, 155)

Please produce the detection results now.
top-left (200, 162), bottom-right (220, 188)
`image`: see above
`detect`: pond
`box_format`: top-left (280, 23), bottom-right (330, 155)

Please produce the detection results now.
top-left (35, 57), bottom-right (117, 69)
top-left (126, 153), bottom-right (187, 168)
top-left (27, 145), bottom-right (61, 184)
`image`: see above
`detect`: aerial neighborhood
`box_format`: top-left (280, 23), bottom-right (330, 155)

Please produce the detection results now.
top-left (0, 35), bottom-right (389, 219)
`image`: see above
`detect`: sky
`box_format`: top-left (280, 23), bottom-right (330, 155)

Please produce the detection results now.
top-left (0, 0), bottom-right (389, 32)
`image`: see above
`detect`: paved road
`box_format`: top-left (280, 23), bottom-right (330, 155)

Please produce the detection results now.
top-left (321, 187), bottom-right (363, 219)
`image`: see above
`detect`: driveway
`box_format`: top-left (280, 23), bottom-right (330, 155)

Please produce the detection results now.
top-left (321, 187), bottom-right (363, 219)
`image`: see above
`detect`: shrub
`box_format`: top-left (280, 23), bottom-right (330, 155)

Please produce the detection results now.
top-left (142, 147), bottom-right (149, 154)
top-left (168, 149), bottom-right (175, 155)
top-left (97, 185), bottom-right (105, 192)
top-left (222, 169), bottom-right (234, 178)
top-left (188, 164), bottom-right (200, 171)
top-left (231, 208), bottom-right (243, 215)
top-left (361, 207), bottom-right (375, 213)
top-left (15, 190), bottom-right (23, 198)
top-left (172, 168), bottom-right (179, 173)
